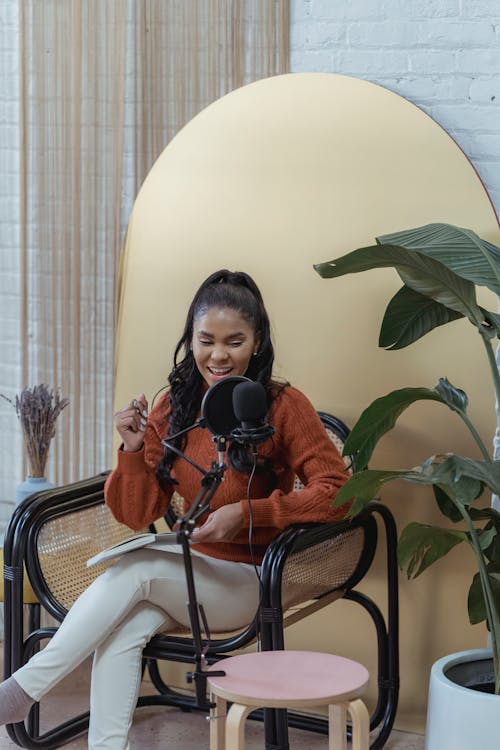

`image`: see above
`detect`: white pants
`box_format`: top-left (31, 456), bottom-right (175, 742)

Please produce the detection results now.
top-left (13, 547), bottom-right (260, 750)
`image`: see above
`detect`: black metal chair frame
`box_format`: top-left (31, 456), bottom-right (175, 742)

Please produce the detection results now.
top-left (3, 414), bottom-right (399, 750)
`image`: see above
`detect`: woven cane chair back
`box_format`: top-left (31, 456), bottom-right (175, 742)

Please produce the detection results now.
top-left (34, 503), bottom-right (137, 614)
top-left (280, 525), bottom-right (365, 609)
top-left (279, 419), bottom-right (365, 610)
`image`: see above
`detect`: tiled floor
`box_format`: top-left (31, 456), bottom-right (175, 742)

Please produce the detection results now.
top-left (0, 655), bottom-right (425, 749)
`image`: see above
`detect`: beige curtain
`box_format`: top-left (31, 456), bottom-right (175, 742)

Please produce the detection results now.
top-left (131, 0), bottom-right (290, 188)
top-left (19, 0), bottom-right (127, 486)
top-left (18, 0), bottom-right (289, 486)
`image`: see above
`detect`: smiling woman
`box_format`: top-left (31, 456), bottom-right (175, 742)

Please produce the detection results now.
top-left (192, 308), bottom-right (260, 386)
top-left (0, 267), bottom-right (351, 749)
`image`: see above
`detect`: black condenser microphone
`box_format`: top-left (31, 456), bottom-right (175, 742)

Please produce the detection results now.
top-left (231, 381), bottom-right (275, 446)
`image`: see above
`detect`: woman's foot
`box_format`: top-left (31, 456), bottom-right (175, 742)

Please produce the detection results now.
top-left (0, 677), bottom-right (35, 725)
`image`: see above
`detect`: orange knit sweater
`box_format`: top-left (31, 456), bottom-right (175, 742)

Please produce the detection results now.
top-left (104, 385), bottom-right (350, 565)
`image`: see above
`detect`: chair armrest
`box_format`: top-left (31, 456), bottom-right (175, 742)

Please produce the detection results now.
top-left (3, 472), bottom-right (139, 621)
top-left (4, 473), bottom-right (110, 557)
top-left (259, 504), bottom-right (380, 611)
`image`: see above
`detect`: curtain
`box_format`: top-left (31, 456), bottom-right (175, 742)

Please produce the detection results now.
top-left (19, 0), bottom-right (128, 485)
top-left (16, 0), bottom-right (290, 488)
top-left (131, 0), bottom-right (290, 188)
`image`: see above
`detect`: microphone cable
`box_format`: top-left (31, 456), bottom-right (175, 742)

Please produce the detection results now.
top-left (245, 447), bottom-right (267, 653)
top-left (150, 384), bottom-right (169, 409)
top-left (246, 449), bottom-right (261, 584)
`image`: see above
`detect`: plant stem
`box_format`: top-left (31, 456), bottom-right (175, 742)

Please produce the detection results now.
top-left (459, 412), bottom-right (492, 462)
top-left (458, 504), bottom-right (500, 693)
top-left (481, 332), bottom-right (500, 419)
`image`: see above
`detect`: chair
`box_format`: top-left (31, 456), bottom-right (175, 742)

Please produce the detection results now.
top-left (0, 549), bottom-right (40, 636)
top-left (3, 413), bottom-right (399, 750)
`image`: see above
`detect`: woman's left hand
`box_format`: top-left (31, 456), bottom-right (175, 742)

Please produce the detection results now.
top-left (190, 503), bottom-right (244, 543)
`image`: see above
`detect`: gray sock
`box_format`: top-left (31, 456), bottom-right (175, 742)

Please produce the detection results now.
top-left (0, 677), bottom-right (35, 725)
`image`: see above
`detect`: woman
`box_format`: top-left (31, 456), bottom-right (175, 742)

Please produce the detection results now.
top-left (0, 270), bottom-right (350, 749)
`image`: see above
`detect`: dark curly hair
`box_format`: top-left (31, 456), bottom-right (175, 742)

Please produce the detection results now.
top-left (157, 270), bottom-right (280, 488)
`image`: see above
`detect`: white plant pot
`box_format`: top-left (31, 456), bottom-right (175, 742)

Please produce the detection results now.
top-left (425, 648), bottom-right (498, 750)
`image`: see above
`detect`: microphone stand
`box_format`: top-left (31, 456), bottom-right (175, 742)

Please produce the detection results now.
top-left (162, 430), bottom-right (228, 708)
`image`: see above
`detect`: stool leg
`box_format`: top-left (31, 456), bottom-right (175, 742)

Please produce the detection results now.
top-left (347, 699), bottom-right (370, 750)
top-left (209, 692), bottom-right (227, 750)
top-left (225, 703), bottom-right (254, 750)
top-left (328, 704), bottom-right (347, 750)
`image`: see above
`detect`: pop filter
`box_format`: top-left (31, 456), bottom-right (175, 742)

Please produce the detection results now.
top-left (200, 376), bottom-right (251, 437)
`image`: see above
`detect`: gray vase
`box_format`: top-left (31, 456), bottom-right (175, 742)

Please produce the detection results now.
top-left (15, 476), bottom-right (55, 505)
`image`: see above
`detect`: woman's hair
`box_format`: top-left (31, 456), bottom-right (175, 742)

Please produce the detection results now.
top-left (157, 269), bottom-right (278, 487)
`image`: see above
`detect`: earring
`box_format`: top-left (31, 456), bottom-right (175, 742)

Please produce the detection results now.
top-left (253, 351), bottom-right (258, 357)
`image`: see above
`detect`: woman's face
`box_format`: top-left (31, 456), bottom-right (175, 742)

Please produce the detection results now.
top-left (192, 306), bottom-right (260, 387)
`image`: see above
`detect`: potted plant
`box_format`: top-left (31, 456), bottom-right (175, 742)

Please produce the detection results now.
top-left (1, 384), bottom-right (69, 503)
top-left (315, 223), bottom-right (500, 748)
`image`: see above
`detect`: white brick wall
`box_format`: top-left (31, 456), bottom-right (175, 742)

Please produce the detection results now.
top-left (290, 0), bottom-right (500, 216)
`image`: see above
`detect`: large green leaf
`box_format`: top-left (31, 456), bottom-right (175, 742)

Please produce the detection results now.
top-left (342, 380), bottom-right (468, 469)
top-left (334, 461), bottom-right (487, 522)
top-left (379, 286), bottom-right (464, 349)
top-left (331, 464), bottom-right (471, 516)
top-left (468, 564), bottom-right (500, 625)
top-left (398, 521), bottom-right (467, 578)
top-left (314, 242), bottom-right (484, 325)
top-left (377, 223), bottom-right (500, 296)
top-left (419, 455), bottom-right (500, 498)
top-left (416, 460), bottom-right (483, 506)
top-left (333, 469), bottom-right (413, 515)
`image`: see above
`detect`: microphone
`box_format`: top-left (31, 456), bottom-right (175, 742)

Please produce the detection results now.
top-left (200, 375), bottom-right (251, 465)
top-left (231, 381), bottom-right (275, 446)
top-left (200, 376), bottom-right (250, 437)
top-left (162, 377), bottom-right (249, 472)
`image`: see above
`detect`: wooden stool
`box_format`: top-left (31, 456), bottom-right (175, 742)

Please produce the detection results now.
top-left (207, 650), bottom-right (370, 750)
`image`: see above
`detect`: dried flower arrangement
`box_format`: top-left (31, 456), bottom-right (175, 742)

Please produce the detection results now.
top-left (1, 384), bottom-right (69, 478)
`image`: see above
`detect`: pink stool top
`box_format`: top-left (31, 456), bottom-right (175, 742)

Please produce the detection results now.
top-left (207, 650), bottom-right (369, 708)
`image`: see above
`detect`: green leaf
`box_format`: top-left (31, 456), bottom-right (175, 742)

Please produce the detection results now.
top-left (377, 223), bottom-right (500, 296)
top-left (342, 383), bottom-right (466, 469)
top-left (433, 377), bottom-right (469, 412)
top-left (469, 572), bottom-right (486, 624)
top-left (433, 485), bottom-right (463, 523)
top-left (468, 564), bottom-right (500, 625)
top-left (379, 286), bottom-right (464, 349)
top-left (478, 526), bottom-right (498, 551)
top-left (469, 507), bottom-right (500, 562)
top-left (468, 507), bottom-right (500, 523)
top-left (484, 529), bottom-right (500, 564)
top-left (315, 242), bottom-right (484, 327)
top-left (417, 462), bottom-right (482, 506)
top-left (333, 469), bottom-right (411, 516)
top-left (332, 463), bottom-right (474, 516)
top-left (481, 308), bottom-right (500, 337)
top-left (398, 522), bottom-right (467, 578)
top-left (421, 455), bottom-right (500, 498)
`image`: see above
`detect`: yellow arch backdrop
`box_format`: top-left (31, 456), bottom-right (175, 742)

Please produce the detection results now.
top-left (115, 73), bottom-right (499, 731)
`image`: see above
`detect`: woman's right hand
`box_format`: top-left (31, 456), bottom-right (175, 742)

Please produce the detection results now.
top-left (114, 393), bottom-right (149, 452)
